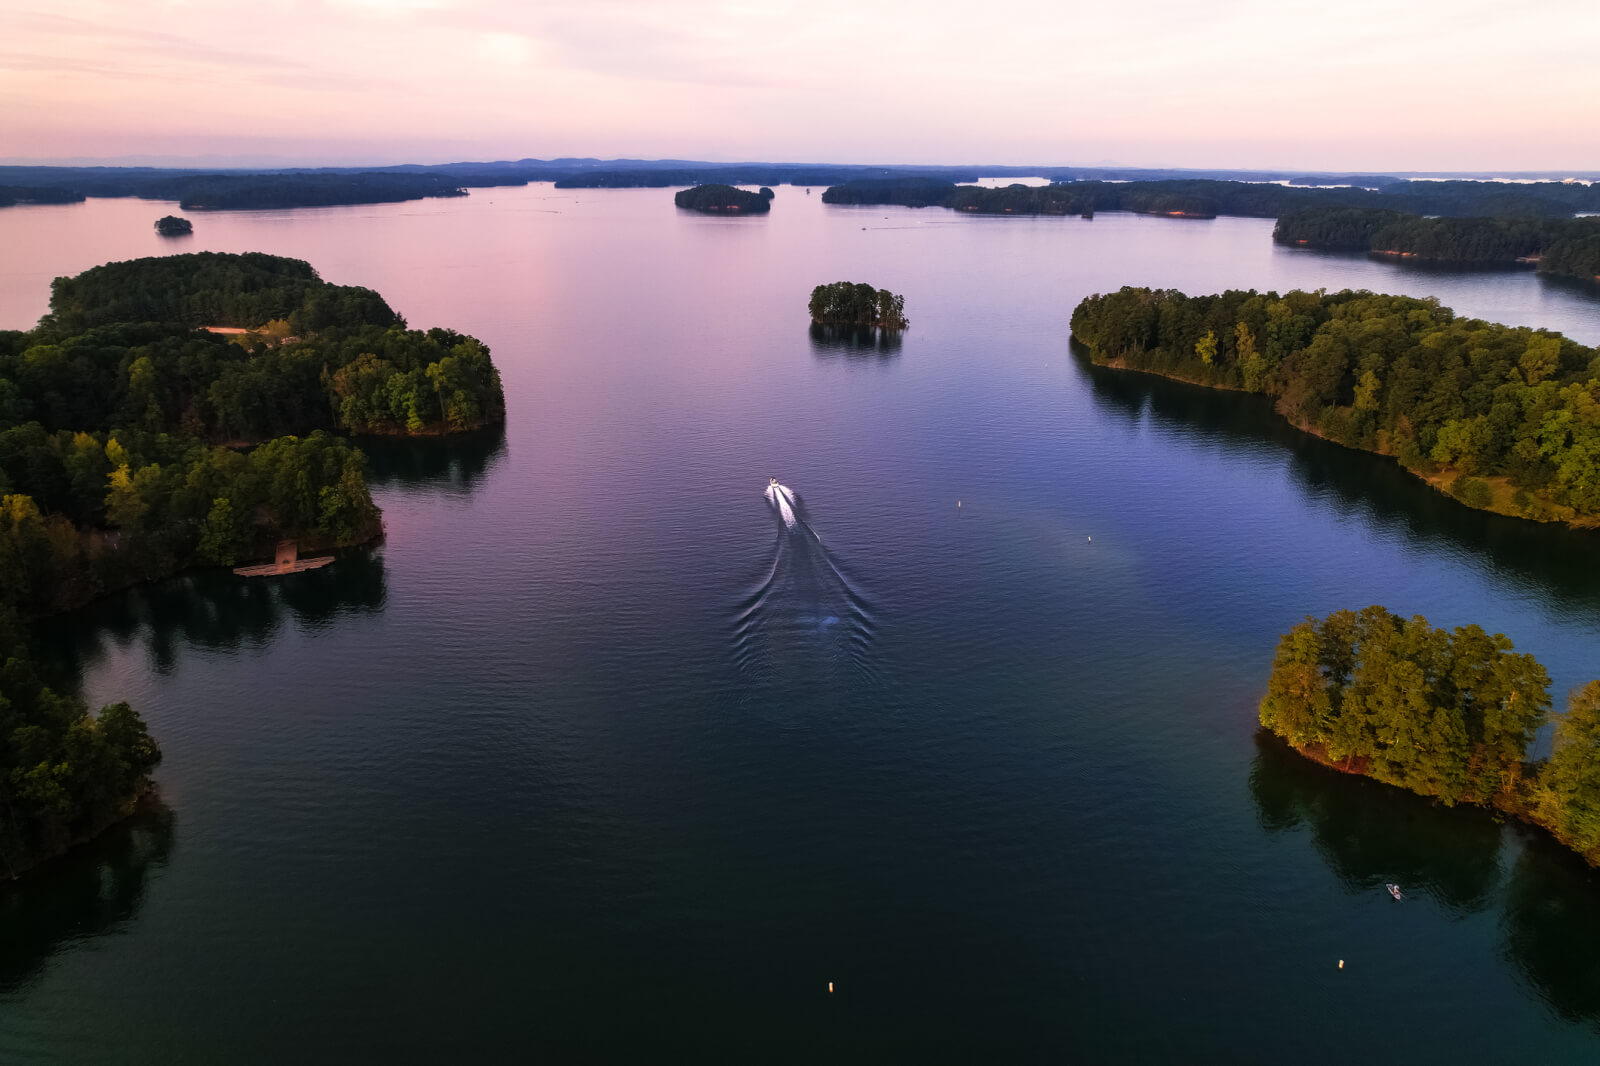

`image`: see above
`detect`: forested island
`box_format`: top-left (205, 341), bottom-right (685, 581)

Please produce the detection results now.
top-left (673, 184), bottom-right (771, 214)
top-left (0, 252), bottom-right (504, 876)
top-left (1274, 208), bottom-right (1600, 282)
top-left (808, 282), bottom-right (908, 329)
top-left (1260, 607), bottom-right (1600, 864)
top-left (1070, 287), bottom-right (1600, 524)
top-left (154, 214), bottom-right (192, 236)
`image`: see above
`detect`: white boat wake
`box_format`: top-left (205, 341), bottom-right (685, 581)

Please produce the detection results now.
top-left (765, 480), bottom-right (797, 528)
top-left (733, 478), bottom-right (879, 688)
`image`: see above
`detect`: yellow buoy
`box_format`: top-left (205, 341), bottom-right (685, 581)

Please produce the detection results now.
top-left (1338, 960), bottom-right (1344, 969)
top-left (828, 981), bottom-right (834, 994)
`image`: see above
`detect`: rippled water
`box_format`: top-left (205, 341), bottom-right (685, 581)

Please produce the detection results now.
top-left (3, 187), bottom-right (1600, 1062)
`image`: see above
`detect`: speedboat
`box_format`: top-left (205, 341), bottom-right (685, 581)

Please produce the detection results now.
top-left (1386, 883), bottom-right (1403, 901)
top-left (770, 476), bottom-right (779, 487)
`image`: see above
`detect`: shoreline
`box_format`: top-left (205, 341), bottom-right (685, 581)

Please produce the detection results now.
top-left (1272, 733), bottom-right (1600, 869)
top-left (0, 788), bottom-right (163, 882)
top-left (1078, 348), bottom-right (1599, 530)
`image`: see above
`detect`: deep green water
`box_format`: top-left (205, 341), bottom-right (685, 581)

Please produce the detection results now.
top-left (3, 187), bottom-right (1600, 1062)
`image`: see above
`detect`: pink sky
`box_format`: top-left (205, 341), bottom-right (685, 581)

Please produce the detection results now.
top-left (2, 0), bottom-right (1597, 171)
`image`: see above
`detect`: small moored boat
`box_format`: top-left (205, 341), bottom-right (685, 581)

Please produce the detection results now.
top-left (1386, 883), bottom-right (1403, 901)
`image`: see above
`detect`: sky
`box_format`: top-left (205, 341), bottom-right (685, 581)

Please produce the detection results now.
top-left (2, 0), bottom-right (1598, 171)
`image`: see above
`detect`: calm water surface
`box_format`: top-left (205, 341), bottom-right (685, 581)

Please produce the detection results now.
top-left (3, 188), bottom-right (1600, 1062)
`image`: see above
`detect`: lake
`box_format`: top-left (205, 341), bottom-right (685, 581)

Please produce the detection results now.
top-left (3, 186), bottom-right (1600, 1063)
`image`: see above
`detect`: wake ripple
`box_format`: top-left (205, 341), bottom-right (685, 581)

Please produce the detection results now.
top-left (732, 482), bottom-right (881, 689)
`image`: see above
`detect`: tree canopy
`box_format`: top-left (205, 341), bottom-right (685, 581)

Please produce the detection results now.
top-left (1260, 606), bottom-right (1600, 864)
top-left (1070, 286), bottom-right (1600, 523)
top-left (808, 282), bottom-right (909, 330)
top-left (45, 251), bottom-right (398, 334)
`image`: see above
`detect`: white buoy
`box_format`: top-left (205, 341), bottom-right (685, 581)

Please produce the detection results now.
top-left (1087, 536), bottom-right (1091, 541)
top-left (828, 981), bottom-right (834, 994)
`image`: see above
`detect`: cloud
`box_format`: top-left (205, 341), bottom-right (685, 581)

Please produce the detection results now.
top-left (0, 0), bottom-right (1596, 168)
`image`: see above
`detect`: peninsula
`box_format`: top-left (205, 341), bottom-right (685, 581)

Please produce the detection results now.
top-left (0, 252), bottom-right (506, 875)
top-left (1260, 606), bottom-right (1600, 865)
top-left (1070, 286), bottom-right (1600, 525)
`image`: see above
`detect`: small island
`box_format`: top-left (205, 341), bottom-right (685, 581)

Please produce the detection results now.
top-left (1070, 286), bottom-right (1600, 525)
top-left (808, 281), bottom-right (909, 330)
top-left (673, 183), bottom-right (771, 214)
top-left (1260, 607), bottom-right (1600, 865)
top-left (154, 214), bottom-right (193, 236)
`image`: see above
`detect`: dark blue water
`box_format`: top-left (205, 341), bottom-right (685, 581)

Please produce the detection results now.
top-left (3, 188), bottom-right (1600, 1062)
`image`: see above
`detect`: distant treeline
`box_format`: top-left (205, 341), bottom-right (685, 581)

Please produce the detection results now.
top-left (1261, 606), bottom-right (1600, 864)
top-left (820, 178), bottom-right (1600, 221)
top-left (0, 185), bottom-right (85, 208)
top-left (673, 184), bottom-right (771, 213)
top-left (0, 170), bottom-right (484, 211)
top-left (6, 160), bottom-right (1598, 217)
top-left (1275, 207), bottom-right (1600, 281)
top-left (1070, 286), bottom-right (1600, 523)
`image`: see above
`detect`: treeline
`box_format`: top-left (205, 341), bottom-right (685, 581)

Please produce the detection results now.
top-left (0, 171), bottom-right (473, 211)
top-left (0, 185), bottom-right (85, 208)
top-left (821, 177), bottom-right (1600, 221)
top-left (808, 282), bottom-right (908, 329)
top-left (1274, 207), bottom-right (1600, 279)
top-left (673, 184), bottom-right (771, 214)
top-left (1260, 607), bottom-right (1600, 863)
top-left (1069, 287), bottom-right (1600, 523)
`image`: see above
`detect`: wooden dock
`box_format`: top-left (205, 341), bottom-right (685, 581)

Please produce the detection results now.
top-left (233, 539), bottom-right (335, 578)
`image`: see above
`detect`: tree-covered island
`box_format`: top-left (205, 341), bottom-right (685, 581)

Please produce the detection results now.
top-left (808, 282), bottom-right (909, 330)
top-left (673, 184), bottom-right (771, 214)
top-left (154, 215), bottom-right (192, 236)
top-left (1260, 607), bottom-right (1600, 864)
top-left (1070, 287), bottom-right (1600, 525)
top-left (0, 252), bottom-right (506, 876)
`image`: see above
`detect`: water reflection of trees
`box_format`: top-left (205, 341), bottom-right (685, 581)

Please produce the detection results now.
top-left (1249, 732), bottom-right (1600, 1030)
top-left (1248, 732), bottom-right (1505, 914)
top-left (1073, 348), bottom-right (1600, 616)
top-left (35, 550), bottom-right (387, 684)
top-left (1502, 842), bottom-right (1600, 1029)
top-left (808, 323), bottom-right (903, 359)
top-left (0, 801), bottom-right (174, 993)
top-left (360, 423), bottom-right (508, 493)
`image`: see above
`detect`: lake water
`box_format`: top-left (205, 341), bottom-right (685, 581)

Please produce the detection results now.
top-left (3, 186), bottom-right (1600, 1063)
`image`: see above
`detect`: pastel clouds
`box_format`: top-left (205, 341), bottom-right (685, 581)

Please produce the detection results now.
top-left (1, 0), bottom-right (1596, 169)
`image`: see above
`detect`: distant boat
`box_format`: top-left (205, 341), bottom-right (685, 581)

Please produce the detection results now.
top-left (1386, 883), bottom-right (1403, 901)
